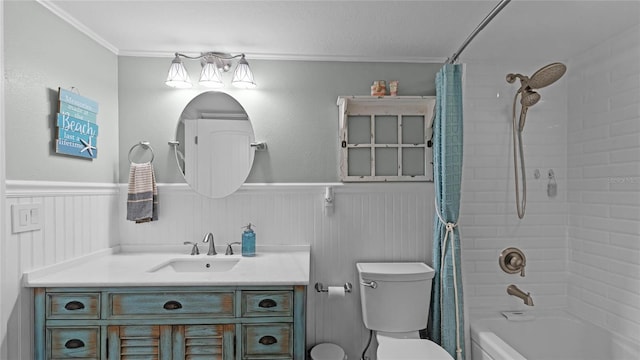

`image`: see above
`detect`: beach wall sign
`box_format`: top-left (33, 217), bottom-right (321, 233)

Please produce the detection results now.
top-left (55, 88), bottom-right (99, 159)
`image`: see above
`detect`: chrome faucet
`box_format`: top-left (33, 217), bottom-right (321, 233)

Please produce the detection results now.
top-left (507, 284), bottom-right (534, 306)
top-left (202, 232), bottom-right (217, 255)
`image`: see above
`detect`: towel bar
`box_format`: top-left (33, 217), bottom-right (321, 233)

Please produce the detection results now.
top-left (128, 141), bottom-right (155, 164)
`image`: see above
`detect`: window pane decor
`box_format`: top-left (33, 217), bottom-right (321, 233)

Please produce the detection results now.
top-left (337, 96), bottom-right (435, 182)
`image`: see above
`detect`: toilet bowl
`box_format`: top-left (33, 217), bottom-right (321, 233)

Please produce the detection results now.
top-left (310, 342), bottom-right (347, 360)
top-left (376, 333), bottom-right (453, 360)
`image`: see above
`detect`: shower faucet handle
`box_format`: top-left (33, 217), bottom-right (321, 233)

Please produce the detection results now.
top-left (499, 247), bottom-right (526, 277)
top-left (509, 255), bottom-right (523, 267)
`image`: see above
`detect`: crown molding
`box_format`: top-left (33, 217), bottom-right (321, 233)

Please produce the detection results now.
top-left (119, 50), bottom-right (446, 64)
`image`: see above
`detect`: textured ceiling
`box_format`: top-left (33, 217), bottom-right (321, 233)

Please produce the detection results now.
top-left (42, 0), bottom-right (640, 62)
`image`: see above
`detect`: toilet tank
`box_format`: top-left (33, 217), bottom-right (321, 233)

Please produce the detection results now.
top-left (357, 262), bottom-right (435, 333)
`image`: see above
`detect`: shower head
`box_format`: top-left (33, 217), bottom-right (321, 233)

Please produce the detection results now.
top-left (528, 62), bottom-right (566, 89)
top-left (506, 62), bottom-right (567, 90)
top-left (520, 89), bottom-right (540, 107)
top-left (508, 62), bottom-right (566, 132)
top-left (518, 90), bottom-right (540, 131)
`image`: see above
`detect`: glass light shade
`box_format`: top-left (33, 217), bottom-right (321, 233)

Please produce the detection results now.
top-left (231, 56), bottom-right (257, 89)
top-left (199, 59), bottom-right (224, 88)
top-left (165, 56), bottom-right (192, 88)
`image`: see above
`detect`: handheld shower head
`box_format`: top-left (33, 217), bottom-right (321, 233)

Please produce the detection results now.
top-left (520, 89), bottom-right (540, 107)
top-left (518, 90), bottom-right (540, 131)
top-left (528, 62), bottom-right (566, 89)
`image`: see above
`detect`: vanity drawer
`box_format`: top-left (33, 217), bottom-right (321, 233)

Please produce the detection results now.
top-left (242, 323), bottom-right (293, 359)
top-left (108, 290), bottom-right (234, 318)
top-left (46, 293), bottom-right (100, 319)
top-left (241, 291), bottom-right (292, 317)
top-left (48, 326), bottom-right (100, 359)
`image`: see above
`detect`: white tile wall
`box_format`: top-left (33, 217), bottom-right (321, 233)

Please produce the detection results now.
top-left (461, 61), bottom-right (569, 311)
top-left (2, 181), bottom-right (119, 359)
top-left (118, 182), bottom-right (435, 359)
top-left (567, 24), bottom-right (640, 344)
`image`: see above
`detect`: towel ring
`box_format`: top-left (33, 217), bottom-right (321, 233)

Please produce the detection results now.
top-left (128, 141), bottom-right (154, 164)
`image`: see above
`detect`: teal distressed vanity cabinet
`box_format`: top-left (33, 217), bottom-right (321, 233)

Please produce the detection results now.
top-left (27, 248), bottom-right (310, 360)
top-left (34, 285), bottom-right (306, 359)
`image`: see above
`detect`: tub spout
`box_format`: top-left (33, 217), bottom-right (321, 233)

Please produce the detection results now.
top-left (507, 284), bottom-right (534, 306)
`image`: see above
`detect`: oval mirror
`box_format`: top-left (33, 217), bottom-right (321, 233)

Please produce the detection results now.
top-left (175, 92), bottom-right (255, 198)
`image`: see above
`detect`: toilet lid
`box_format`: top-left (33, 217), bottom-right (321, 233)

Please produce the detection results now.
top-left (377, 339), bottom-right (453, 360)
top-left (311, 343), bottom-right (345, 360)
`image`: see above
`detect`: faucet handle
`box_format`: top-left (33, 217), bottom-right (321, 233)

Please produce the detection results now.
top-left (499, 247), bottom-right (526, 277)
top-left (184, 241), bottom-right (199, 255)
top-left (225, 242), bottom-right (242, 255)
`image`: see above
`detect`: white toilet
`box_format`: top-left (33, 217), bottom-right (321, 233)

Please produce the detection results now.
top-left (356, 262), bottom-right (453, 360)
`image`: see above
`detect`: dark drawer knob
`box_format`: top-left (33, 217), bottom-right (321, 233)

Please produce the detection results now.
top-left (163, 300), bottom-right (183, 310)
top-left (258, 299), bottom-right (277, 308)
top-left (259, 335), bottom-right (278, 345)
top-left (65, 339), bottom-right (85, 349)
top-left (64, 301), bottom-right (85, 311)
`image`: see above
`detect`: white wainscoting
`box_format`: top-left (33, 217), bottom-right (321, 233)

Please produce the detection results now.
top-left (2, 181), bottom-right (119, 360)
top-left (119, 182), bottom-right (435, 358)
top-left (1, 180), bottom-right (434, 359)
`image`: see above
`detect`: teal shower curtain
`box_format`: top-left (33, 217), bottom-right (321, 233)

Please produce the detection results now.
top-left (428, 63), bottom-right (465, 360)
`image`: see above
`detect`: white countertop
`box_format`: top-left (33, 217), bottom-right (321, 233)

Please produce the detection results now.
top-left (24, 245), bottom-right (310, 287)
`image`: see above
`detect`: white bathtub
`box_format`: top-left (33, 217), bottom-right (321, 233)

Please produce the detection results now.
top-left (470, 310), bottom-right (639, 360)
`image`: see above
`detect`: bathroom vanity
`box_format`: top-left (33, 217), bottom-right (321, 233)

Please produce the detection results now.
top-left (25, 246), bottom-right (310, 360)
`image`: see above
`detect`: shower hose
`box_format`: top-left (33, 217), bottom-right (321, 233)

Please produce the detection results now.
top-left (512, 92), bottom-right (527, 219)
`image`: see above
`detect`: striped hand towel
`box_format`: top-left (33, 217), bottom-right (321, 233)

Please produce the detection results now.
top-left (126, 162), bottom-right (158, 223)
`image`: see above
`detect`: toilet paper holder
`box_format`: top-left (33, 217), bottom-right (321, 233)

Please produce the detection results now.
top-left (314, 282), bottom-right (353, 293)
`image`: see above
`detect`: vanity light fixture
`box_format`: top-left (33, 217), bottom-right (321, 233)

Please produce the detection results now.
top-left (165, 52), bottom-right (256, 89)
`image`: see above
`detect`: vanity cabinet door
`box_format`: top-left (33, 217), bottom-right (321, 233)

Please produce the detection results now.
top-left (107, 324), bottom-right (235, 360)
top-left (173, 324), bottom-right (235, 360)
top-left (107, 325), bottom-right (170, 360)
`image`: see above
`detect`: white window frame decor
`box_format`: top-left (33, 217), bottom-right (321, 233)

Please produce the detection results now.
top-left (337, 96), bottom-right (435, 182)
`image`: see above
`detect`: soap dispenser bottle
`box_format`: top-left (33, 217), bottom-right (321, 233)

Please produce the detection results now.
top-left (241, 223), bottom-right (256, 257)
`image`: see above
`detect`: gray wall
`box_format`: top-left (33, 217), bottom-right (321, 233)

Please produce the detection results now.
top-left (3, 2), bottom-right (120, 358)
top-left (4, 1), bottom-right (119, 182)
top-left (118, 57), bottom-right (440, 183)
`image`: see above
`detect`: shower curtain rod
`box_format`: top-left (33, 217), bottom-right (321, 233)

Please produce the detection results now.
top-left (447, 0), bottom-right (512, 64)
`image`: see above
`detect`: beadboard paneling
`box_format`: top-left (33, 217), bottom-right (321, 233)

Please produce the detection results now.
top-left (118, 182), bottom-right (435, 358)
top-left (2, 181), bottom-right (119, 360)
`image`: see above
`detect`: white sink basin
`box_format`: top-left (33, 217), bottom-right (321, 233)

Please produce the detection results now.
top-left (148, 257), bottom-right (240, 273)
